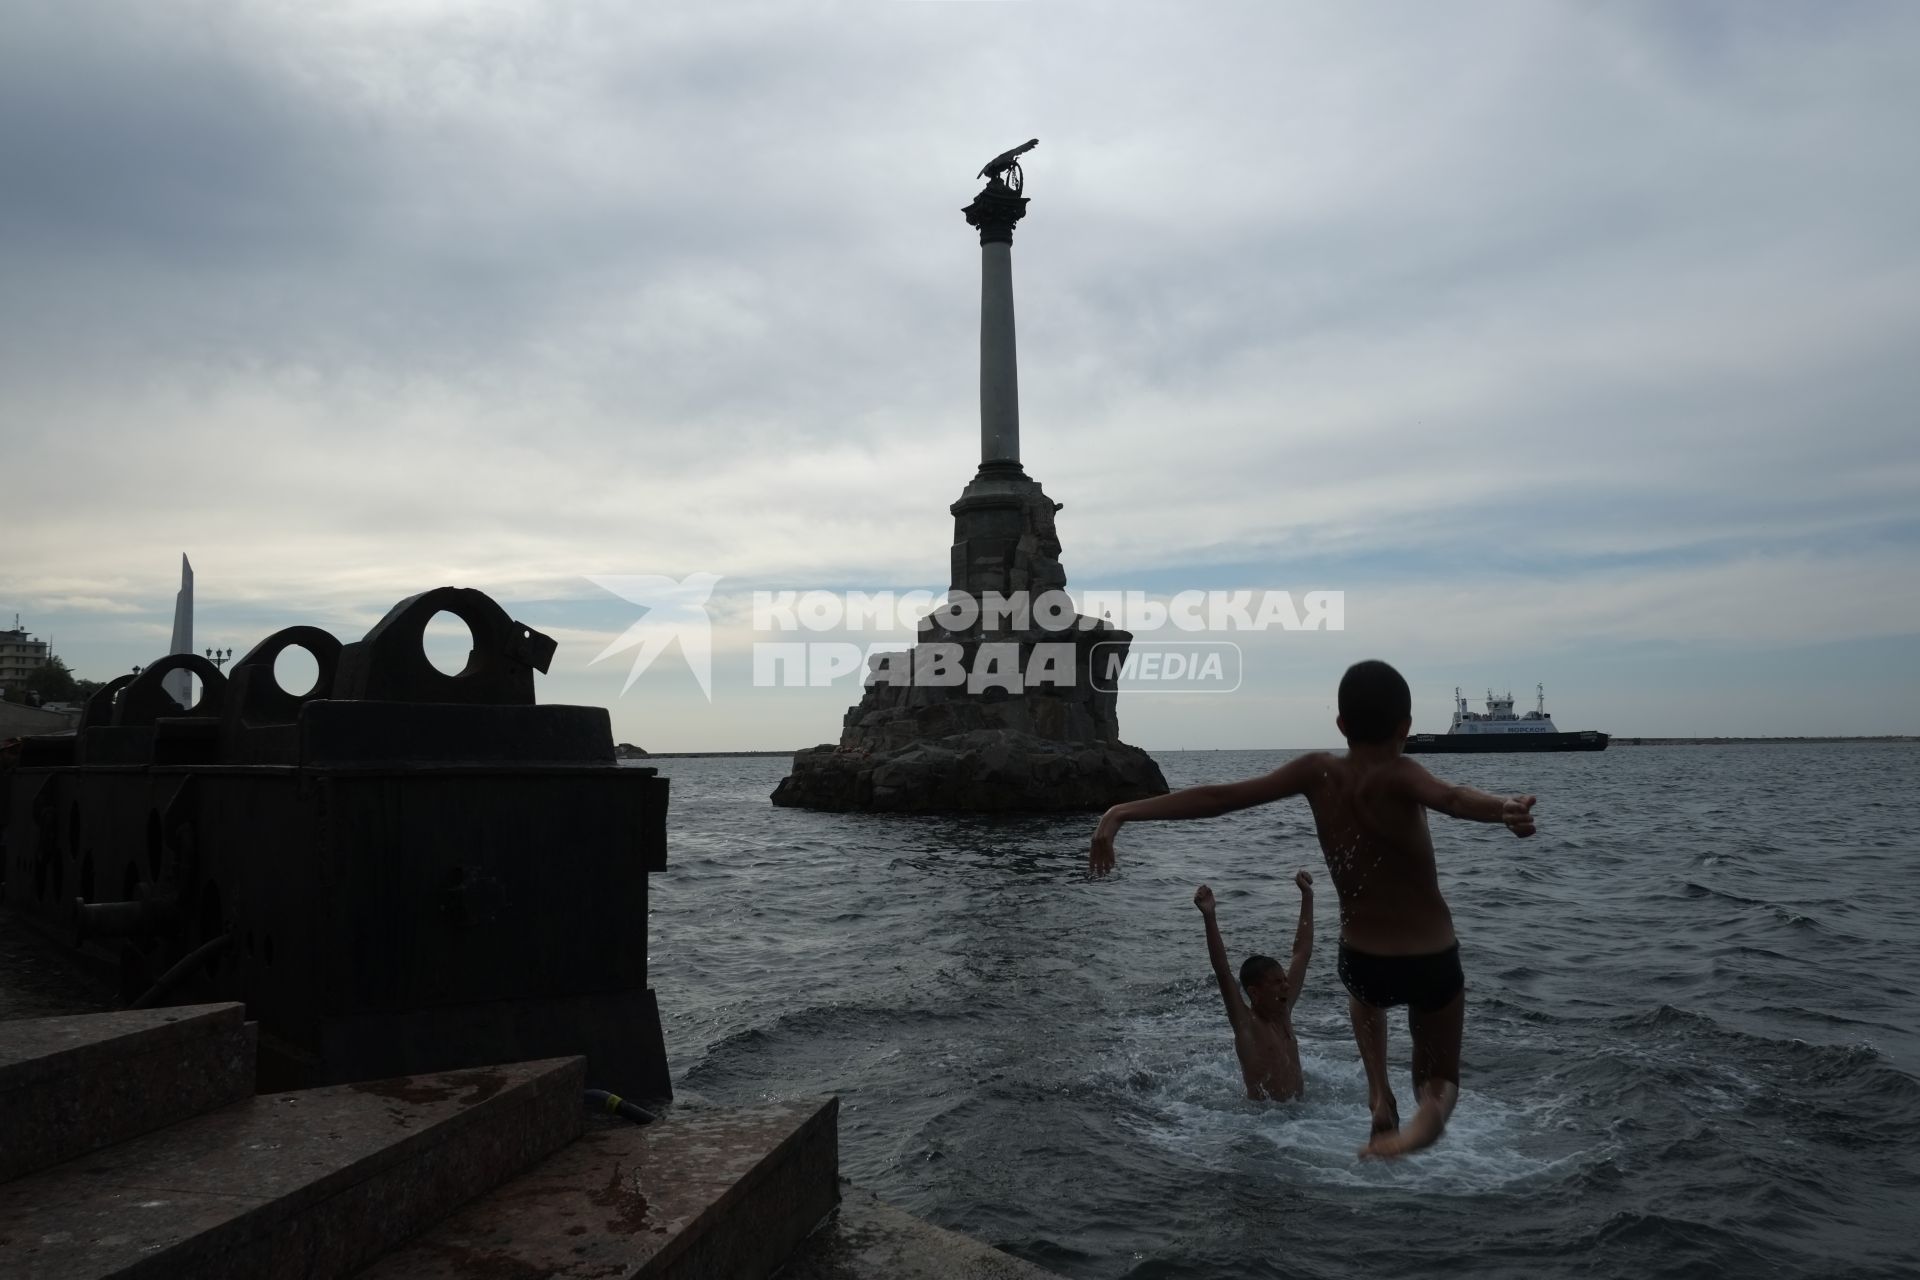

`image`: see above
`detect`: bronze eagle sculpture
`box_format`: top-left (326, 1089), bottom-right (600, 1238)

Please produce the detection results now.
top-left (977, 138), bottom-right (1040, 183)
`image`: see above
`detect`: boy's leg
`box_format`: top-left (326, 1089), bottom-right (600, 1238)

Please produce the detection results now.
top-left (1362, 989), bottom-right (1463, 1158)
top-left (1347, 995), bottom-right (1398, 1134)
top-left (1409, 987), bottom-right (1464, 1106)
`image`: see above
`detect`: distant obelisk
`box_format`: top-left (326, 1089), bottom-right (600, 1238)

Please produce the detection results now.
top-left (164, 554), bottom-right (193, 709)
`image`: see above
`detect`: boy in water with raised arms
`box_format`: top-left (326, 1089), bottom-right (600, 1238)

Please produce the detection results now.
top-left (1090, 660), bottom-right (1538, 1158)
top-left (1194, 870), bottom-right (1315, 1101)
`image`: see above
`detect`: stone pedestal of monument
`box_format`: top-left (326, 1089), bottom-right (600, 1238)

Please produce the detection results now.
top-left (772, 465), bottom-right (1166, 813)
top-left (773, 146), bottom-right (1167, 813)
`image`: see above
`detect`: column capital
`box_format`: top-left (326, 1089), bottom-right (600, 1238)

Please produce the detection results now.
top-left (962, 180), bottom-right (1029, 246)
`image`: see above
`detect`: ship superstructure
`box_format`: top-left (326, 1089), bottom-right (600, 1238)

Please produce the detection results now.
top-left (1448, 684), bottom-right (1560, 735)
top-left (1406, 684), bottom-right (1608, 753)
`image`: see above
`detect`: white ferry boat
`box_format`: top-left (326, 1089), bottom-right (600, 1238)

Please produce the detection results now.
top-left (1404, 685), bottom-right (1609, 754)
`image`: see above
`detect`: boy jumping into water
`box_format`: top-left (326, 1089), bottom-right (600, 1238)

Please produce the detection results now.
top-left (1090, 660), bottom-right (1537, 1158)
top-left (1195, 870), bottom-right (1315, 1101)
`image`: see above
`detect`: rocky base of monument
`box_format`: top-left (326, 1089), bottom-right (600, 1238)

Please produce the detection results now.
top-left (771, 728), bottom-right (1166, 813)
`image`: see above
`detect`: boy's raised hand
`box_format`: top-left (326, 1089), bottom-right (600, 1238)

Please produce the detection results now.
top-left (1194, 883), bottom-right (1216, 915)
top-left (1502, 794), bottom-right (1537, 837)
top-left (1295, 869), bottom-right (1313, 894)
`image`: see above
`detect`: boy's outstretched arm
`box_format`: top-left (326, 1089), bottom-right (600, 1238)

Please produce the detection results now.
top-left (1391, 759), bottom-right (1537, 836)
top-left (1285, 870), bottom-right (1313, 1007)
top-left (1194, 885), bottom-right (1248, 1029)
top-left (1090, 752), bottom-right (1328, 870)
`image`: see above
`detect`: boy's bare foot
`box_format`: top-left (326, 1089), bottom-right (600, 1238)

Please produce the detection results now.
top-left (1356, 1082), bottom-right (1457, 1159)
top-left (1360, 1100), bottom-right (1406, 1158)
top-left (1358, 1129), bottom-right (1414, 1160)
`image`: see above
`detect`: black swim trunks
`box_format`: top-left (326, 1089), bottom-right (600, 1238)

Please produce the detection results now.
top-left (1337, 942), bottom-right (1465, 1012)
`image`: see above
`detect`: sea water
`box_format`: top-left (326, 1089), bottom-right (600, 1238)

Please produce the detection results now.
top-left (642, 745), bottom-right (1920, 1278)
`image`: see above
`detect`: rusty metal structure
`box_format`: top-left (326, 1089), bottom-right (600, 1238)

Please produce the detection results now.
top-left (0, 588), bottom-right (671, 1099)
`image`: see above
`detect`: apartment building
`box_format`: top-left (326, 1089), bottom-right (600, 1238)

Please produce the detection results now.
top-left (0, 619), bottom-right (50, 691)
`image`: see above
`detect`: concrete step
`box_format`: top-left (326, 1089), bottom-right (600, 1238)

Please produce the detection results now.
top-left (0, 1055), bottom-right (583, 1280)
top-left (777, 1185), bottom-right (1065, 1280)
top-left (356, 1096), bottom-right (839, 1279)
top-left (0, 1001), bottom-right (254, 1183)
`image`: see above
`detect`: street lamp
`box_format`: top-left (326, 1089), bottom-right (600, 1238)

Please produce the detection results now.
top-left (204, 647), bottom-right (234, 672)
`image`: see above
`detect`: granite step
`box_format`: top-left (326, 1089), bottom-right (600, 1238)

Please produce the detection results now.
top-left (0, 1001), bottom-right (255, 1183)
top-left (777, 1185), bottom-right (1066, 1280)
top-left (356, 1096), bottom-right (840, 1279)
top-left (0, 1055), bottom-right (584, 1280)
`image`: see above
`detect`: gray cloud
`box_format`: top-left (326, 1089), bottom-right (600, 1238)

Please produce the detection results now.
top-left (3, 1), bottom-right (1917, 739)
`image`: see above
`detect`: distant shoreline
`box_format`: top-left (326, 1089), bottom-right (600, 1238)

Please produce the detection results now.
top-left (624, 738), bottom-right (1917, 759)
top-left (1610, 736), bottom-right (1918, 746)
top-left (621, 750), bottom-right (798, 759)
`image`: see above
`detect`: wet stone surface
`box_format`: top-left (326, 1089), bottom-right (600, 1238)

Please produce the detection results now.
top-left (781, 1185), bottom-right (1065, 1280)
top-left (0, 1055), bottom-right (583, 1279)
top-left (359, 1097), bottom-right (838, 1279)
top-left (0, 1002), bottom-right (254, 1183)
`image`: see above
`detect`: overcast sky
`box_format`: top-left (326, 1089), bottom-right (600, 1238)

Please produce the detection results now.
top-left (3, 1), bottom-right (1917, 749)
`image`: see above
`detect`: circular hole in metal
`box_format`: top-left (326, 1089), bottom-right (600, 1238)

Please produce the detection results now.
top-left (147, 810), bottom-right (164, 880)
top-left (165, 669), bottom-right (204, 713)
top-left (422, 610), bottom-right (475, 677)
top-left (272, 645), bottom-right (321, 699)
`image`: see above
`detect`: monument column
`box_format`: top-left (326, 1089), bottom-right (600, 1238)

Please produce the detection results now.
top-left (950, 143), bottom-right (1043, 604)
top-left (964, 185), bottom-right (1028, 467)
top-left (769, 137), bottom-right (1168, 813)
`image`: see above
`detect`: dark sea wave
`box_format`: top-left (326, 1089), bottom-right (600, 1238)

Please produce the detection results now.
top-left (643, 744), bottom-right (1920, 1279)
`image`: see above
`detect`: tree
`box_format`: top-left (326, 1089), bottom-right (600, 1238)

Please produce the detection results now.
top-left (22, 655), bottom-right (84, 703)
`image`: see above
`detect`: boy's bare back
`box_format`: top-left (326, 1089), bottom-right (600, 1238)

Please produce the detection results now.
top-left (1091, 748), bottom-right (1536, 956)
top-left (1295, 751), bottom-right (1461, 956)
